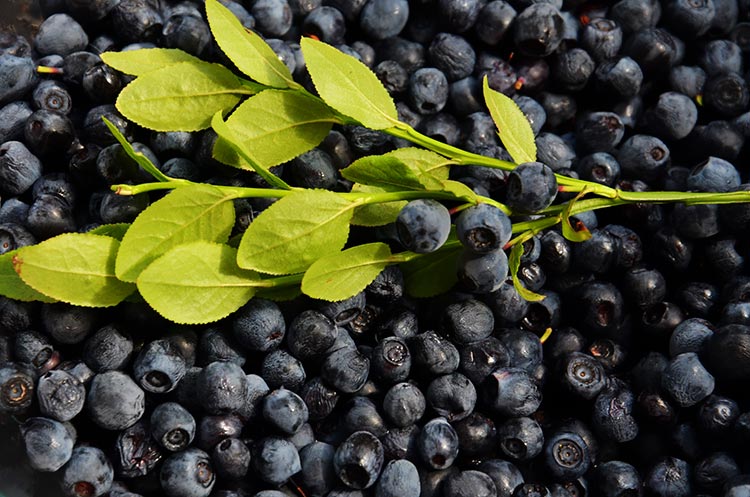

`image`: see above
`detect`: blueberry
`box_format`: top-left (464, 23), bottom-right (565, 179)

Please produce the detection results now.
top-left (426, 372), bottom-right (476, 422)
top-left (474, 1), bottom-right (516, 45)
top-left (110, 0), bottom-right (163, 43)
top-left (543, 431), bottom-right (590, 482)
top-left (370, 336), bottom-right (411, 384)
top-left (443, 470), bottom-right (497, 497)
top-left (375, 459), bottom-right (420, 497)
top-left (645, 457), bottom-right (691, 497)
top-left (115, 419), bottom-right (164, 478)
top-left (505, 162), bottom-right (557, 214)
top-left (23, 109), bottom-right (77, 158)
top-left (455, 203), bottom-right (512, 254)
top-left (160, 448), bottom-right (215, 497)
top-left (408, 68), bottom-right (449, 115)
top-left (321, 346), bottom-right (369, 393)
top-left (686, 156), bottom-right (741, 193)
top-left (0, 101), bottom-right (33, 142)
top-left (83, 324), bottom-right (133, 372)
top-left (703, 72), bottom-right (750, 118)
top-left (382, 382), bottom-right (425, 428)
top-left (665, 0), bottom-right (716, 38)
top-left (162, 14), bottom-right (212, 58)
top-left (498, 328), bottom-right (543, 373)
top-left (0, 141), bottom-right (43, 197)
top-left (33, 13), bottom-right (88, 56)
top-left (457, 248), bottom-right (510, 294)
top-left (261, 349), bottom-right (306, 391)
top-left (20, 417), bottom-right (75, 472)
top-left (319, 292), bottom-right (366, 326)
top-left (617, 134), bottom-right (670, 182)
top-left (13, 329), bottom-right (56, 372)
top-left (694, 452), bottom-right (739, 493)
top-left (557, 352), bottom-right (606, 400)
top-left (59, 445), bottom-right (114, 497)
top-left (32, 79), bottom-right (73, 115)
top-left (297, 441), bottom-right (336, 496)
top-left (195, 414), bottom-right (244, 452)
top-left (285, 148), bottom-right (338, 190)
top-left (535, 132), bottom-right (575, 171)
top-left (642, 91), bottom-right (698, 140)
top-left (251, 0), bottom-right (293, 37)
top-left (669, 318), bottom-right (714, 356)
top-left (198, 328), bottom-right (245, 367)
top-left (0, 363), bottom-right (36, 413)
top-left (478, 459), bottom-right (524, 497)
top-left (150, 402), bottom-right (196, 452)
top-left (99, 191), bottom-right (149, 223)
top-left (86, 370), bottom-right (145, 430)
top-left (286, 309), bottom-right (336, 361)
top-left (593, 380), bottom-right (639, 442)
top-left (37, 369), bottom-right (85, 422)
top-left (212, 438), bottom-right (251, 481)
top-left (41, 303), bottom-right (96, 345)
top-left (581, 18), bottom-right (623, 62)
top-left (697, 394), bottom-right (740, 434)
top-left (302, 6), bottom-right (346, 44)
top-left (197, 361), bottom-right (248, 414)
top-left (496, 416), bottom-right (543, 462)
top-left (253, 436), bottom-right (301, 486)
top-left (262, 387), bottom-right (309, 435)
top-left (417, 417), bottom-right (459, 470)
top-left (513, 3), bottom-right (564, 56)
top-left (133, 339), bottom-right (187, 394)
top-left (661, 352), bottom-right (715, 408)
top-left (622, 28), bottom-right (679, 77)
top-left (669, 65), bottom-right (706, 98)
top-left (553, 48), bottom-right (594, 92)
top-left (576, 111), bottom-right (625, 154)
top-left (481, 367), bottom-right (541, 417)
top-left (485, 279), bottom-right (530, 324)
top-left (458, 337), bottom-right (510, 385)
top-left (343, 395), bottom-right (387, 437)
top-left (428, 33), bottom-right (475, 82)
top-left (409, 330), bottom-right (460, 377)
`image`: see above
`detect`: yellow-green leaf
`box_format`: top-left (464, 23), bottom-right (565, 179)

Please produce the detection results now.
top-left (401, 244), bottom-right (462, 298)
top-left (101, 48), bottom-right (202, 76)
top-left (0, 251), bottom-right (56, 302)
top-left (508, 242), bottom-right (545, 302)
top-left (483, 77), bottom-right (537, 164)
top-left (349, 184), bottom-right (406, 227)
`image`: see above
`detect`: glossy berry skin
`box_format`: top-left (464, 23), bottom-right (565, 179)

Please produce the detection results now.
top-left (475, 1), bottom-right (516, 45)
top-left (457, 249), bottom-right (509, 294)
top-left (359, 0), bottom-right (409, 40)
top-left (482, 367), bottom-right (541, 417)
top-left (87, 371), bottom-right (145, 431)
top-left (115, 419), bottom-right (163, 478)
top-left (0, 363), bottom-right (36, 413)
top-left (479, 459), bottom-right (525, 497)
top-left (0, 141), bottom-right (43, 196)
top-left (24, 109), bottom-right (77, 158)
top-left (262, 388), bottom-right (309, 435)
top-left (33, 13), bottom-right (88, 56)
top-left (83, 324), bottom-right (133, 372)
top-left (251, 0), bottom-right (293, 37)
top-left (661, 352), bottom-right (715, 407)
top-left (318, 292), bottom-right (366, 326)
top-left (697, 395), bottom-right (739, 434)
top-left (383, 382), bottom-right (425, 427)
top-left (20, 416), bottom-right (75, 472)
top-left (212, 438), bottom-right (251, 481)
top-left (505, 162), bottom-right (558, 214)
top-left (150, 402), bottom-right (196, 452)
top-left (286, 309), bottom-right (336, 360)
top-left (302, 6), bottom-right (346, 44)
top-left (593, 460), bottom-right (642, 497)
top-left (686, 156), bottom-right (741, 193)
top-left (441, 299), bottom-right (494, 344)
top-left (343, 396), bottom-right (387, 437)
top-left (426, 372), bottom-right (476, 422)
top-left (593, 381), bottom-right (639, 443)
top-left (456, 203), bottom-right (512, 254)
top-left (370, 337), bottom-right (411, 384)
top-left (409, 330), bottom-right (460, 377)
top-left (417, 417), bottom-right (459, 470)
top-left (558, 352), bottom-right (606, 400)
top-left (160, 448), bottom-right (216, 497)
top-left (197, 361), bottom-right (248, 414)
top-left (581, 18), bottom-right (623, 62)
top-left (497, 416), bottom-right (544, 461)
top-left (543, 431), bottom-right (591, 481)
top-left (333, 431), bottom-right (384, 489)
top-left (297, 441), bottom-right (337, 496)
top-left (60, 445), bottom-right (114, 497)
top-left (645, 457), bottom-right (691, 497)
top-left (261, 349), bottom-right (306, 391)
top-left (133, 339), bottom-right (187, 394)
top-left (513, 3), bottom-right (564, 56)
top-left (443, 470), bottom-right (497, 497)
top-left (375, 459), bottom-right (420, 497)
top-left (321, 346), bottom-right (369, 393)
top-left (396, 199), bottom-right (451, 254)
top-left (459, 337), bottom-right (510, 385)
top-left (36, 369), bottom-right (85, 422)
top-left (0, 55), bottom-right (37, 106)
top-left (409, 68), bottom-right (449, 115)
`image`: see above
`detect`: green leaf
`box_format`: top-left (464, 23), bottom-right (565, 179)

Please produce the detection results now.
top-left (401, 244), bottom-right (462, 298)
top-left (387, 147), bottom-right (452, 182)
top-left (237, 190), bottom-right (354, 275)
top-left (302, 243), bottom-right (392, 301)
top-left (137, 241), bottom-right (260, 324)
top-left (103, 117), bottom-right (168, 182)
top-left (508, 242), bottom-right (545, 302)
top-left (0, 252), bottom-right (56, 302)
top-left (256, 284), bottom-right (302, 302)
top-left (13, 234), bottom-right (135, 307)
top-left (483, 77), bottom-right (536, 164)
top-left (341, 155), bottom-right (426, 191)
top-left (101, 48), bottom-right (202, 76)
top-left (300, 37), bottom-right (398, 129)
top-left (205, 0), bottom-right (295, 88)
top-left (116, 61), bottom-right (256, 131)
top-left (561, 191), bottom-right (593, 242)
top-left (440, 179), bottom-right (479, 203)
top-left (212, 90), bottom-right (338, 170)
top-left (116, 185), bottom-right (236, 282)
top-left (349, 184), bottom-right (406, 227)
top-left (211, 111), bottom-right (291, 190)
top-left (87, 223), bottom-right (131, 241)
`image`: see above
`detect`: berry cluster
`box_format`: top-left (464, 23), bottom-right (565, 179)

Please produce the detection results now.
top-left (1, 0), bottom-right (750, 496)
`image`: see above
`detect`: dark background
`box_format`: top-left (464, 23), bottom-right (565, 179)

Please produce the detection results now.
top-left (1, 0), bottom-right (42, 39)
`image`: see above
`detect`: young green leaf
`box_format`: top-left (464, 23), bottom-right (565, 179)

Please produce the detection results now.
top-left (508, 242), bottom-right (545, 302)
top-left (103, 118), bottom-right (168, 182)
top-left (482, 77), bottom-right (537, 164)
top-left (387, 147), bottom-right (453, 181)
top-left (101, 48), bottom-right (202, 76)
top-left (137, 241), bottom-right (261, 324)
top-left (116, 61), bottom-right (258, 131)
top-left (210, 111), bottom-right (291, 190)
top-left (212, 90), bottom-right (338, 170)
top-left (87, 223), bottom-right (131, 241)
top-left (341, 155), bottom-right (427, 191)
top-left (440, 179), bottom-right (479, 203)
top-left (300, 37), bottom-right (398, 130)
top-left (12, 233), bottom-right (135, 307)
top-left (401, 244), bottom-right (462, 298)
top-left (204, 0), bottom-right (296, 88)
top-left (561, 191), bottom-right (593, 242)
top-left (0, 252), bottom-right (56, 302)
top-left (301, 242), bottom-right (392, 301)
top-left (349, 184), bottom-right (407, 226)
top-left (116, 185), bottom-right (237, 282)
top-left (237, 189), bottom-right (354, 275)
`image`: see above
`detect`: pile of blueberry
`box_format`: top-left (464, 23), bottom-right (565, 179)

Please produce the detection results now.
top-left (1, 0), bottom-right (750, 496)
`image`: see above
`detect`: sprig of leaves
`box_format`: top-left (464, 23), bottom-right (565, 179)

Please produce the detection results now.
top-left (2, 0), bottom-right (749, 325)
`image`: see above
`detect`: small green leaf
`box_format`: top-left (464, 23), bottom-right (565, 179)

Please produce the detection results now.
top-left (212, 90), bottom-right (338, 170)
top-left (440, 179), bottom-right (479, 203)
top-left (483, 77), bottom-right (536, 164)
top-left (103, 118), bottom-right (167, 182)
top-left (211, 111), bottom-right (291, 190)
top-left (101, 48), bottom-right (202, 76)
top-left (401, 244), bottom-right (462, 298)
top-left (561, 191), bottom-right (593, 242)
top-left (116, 185), bottom-right (236, 282)
top-left (341, 155), bottom-right (426, 191)
top-left (237, 190), bottom-right (354, 275)
top-left (302, 243), bottom-right (392, 301)
top-left (87, 223), bottom-right (131, 241)
top-left (387, 147), bottom-right (453, 182)
top-left (205, 0), bottom-right (295, 88)
top-left (137, 241), bottom-right (260, 324)
top-left (13, 234), bottom-right (135, 307)
top-left (300, 37), bottom-right (398, 129)
top-left (0, 252), bottom-right (56, 302)
top-left (508, 242), bottom-right (545, 302)
top-left (349, 184), bottom-right (406, 227)
top-left (116, 61), bottom-right (256, 131)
